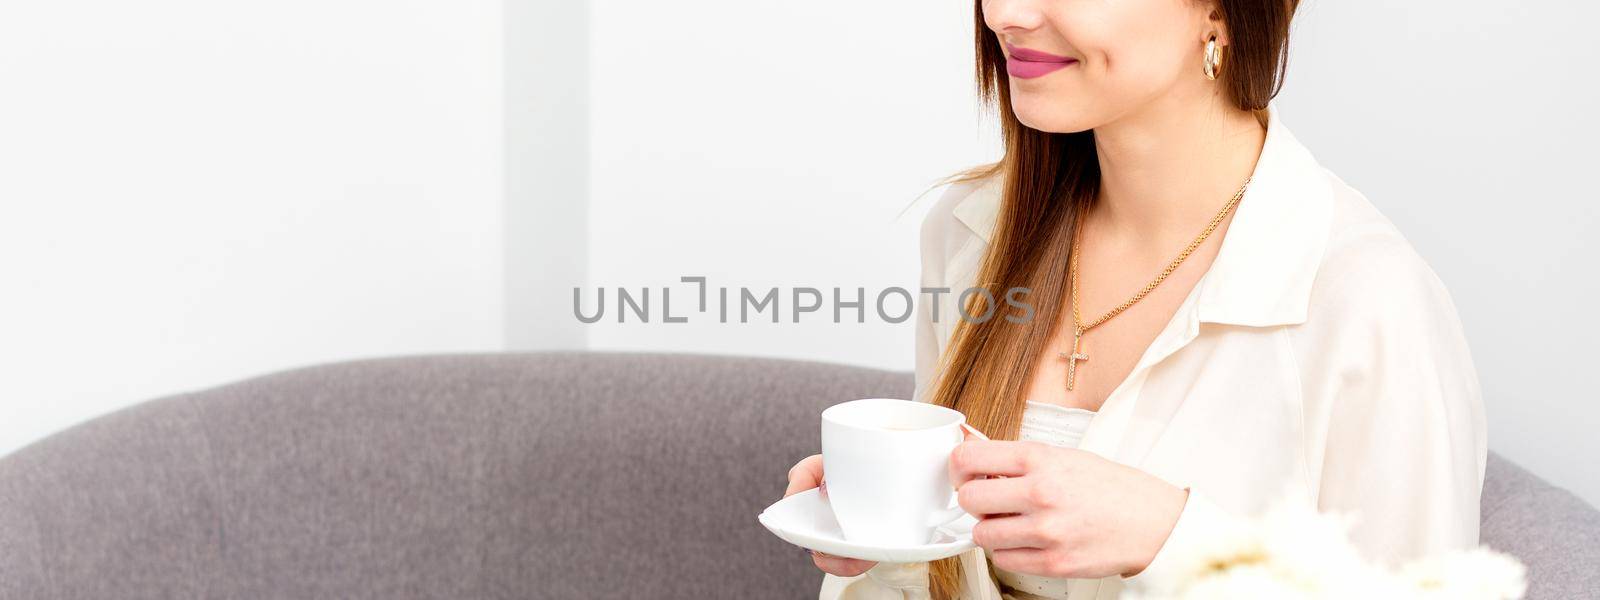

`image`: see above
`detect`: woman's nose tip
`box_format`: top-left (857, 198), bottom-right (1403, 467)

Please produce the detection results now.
top-left (982, 0), bottom-right (1046, 33)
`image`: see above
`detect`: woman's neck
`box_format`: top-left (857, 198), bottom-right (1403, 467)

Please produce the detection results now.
top-left (1087, 95), bottom-right (1267, 253)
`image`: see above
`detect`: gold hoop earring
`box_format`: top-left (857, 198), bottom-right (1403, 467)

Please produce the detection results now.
top-left (1203, 35), bottom-right (1223, 80)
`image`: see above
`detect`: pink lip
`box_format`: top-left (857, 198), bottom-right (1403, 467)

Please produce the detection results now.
top-left (1005, 43), bottom-right (1077, 79)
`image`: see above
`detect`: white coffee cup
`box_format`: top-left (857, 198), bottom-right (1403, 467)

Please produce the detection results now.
top-left (820, 398), bottom-right (985, 546)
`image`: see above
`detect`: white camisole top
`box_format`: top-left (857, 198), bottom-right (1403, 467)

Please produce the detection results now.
top-left (986, 400), bottom-right (1097, 600)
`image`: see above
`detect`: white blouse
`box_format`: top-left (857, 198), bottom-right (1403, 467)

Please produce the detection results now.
top-left (817, 103), bottom-right (1487, 600)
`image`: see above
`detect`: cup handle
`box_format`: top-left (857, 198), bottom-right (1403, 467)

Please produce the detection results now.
top-left (960, 422), bottom-right (990, 441)
top-left (927, 422), bottom-right (990, 527)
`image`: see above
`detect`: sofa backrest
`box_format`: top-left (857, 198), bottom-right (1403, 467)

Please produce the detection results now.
top-left (0, 352), bottom-right (1595, 599)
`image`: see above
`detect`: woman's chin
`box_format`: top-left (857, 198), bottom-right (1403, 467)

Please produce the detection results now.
top-left (1011, 103), bottom-right (1096, 134)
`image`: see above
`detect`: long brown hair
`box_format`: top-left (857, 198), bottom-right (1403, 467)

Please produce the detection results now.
top-left (924, 1), bottom-right (1298, 597)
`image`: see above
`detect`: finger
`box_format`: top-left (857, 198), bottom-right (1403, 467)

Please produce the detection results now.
top-left (785, 454), bottom-right (824, 497)
top-left (987, 547), bottom-right (1054, 578)
top-left (955, 474), bottom-right (1040, 516)
top-left (950, 440), bottom-right (1038, 486)
top-left (970, 512), bottom-right (1053, 550)
top-left (812, 551), bottom-right (876, 577)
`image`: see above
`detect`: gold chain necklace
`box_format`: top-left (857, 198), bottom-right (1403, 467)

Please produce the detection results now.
top-left (1058, 177), bottom-right (1251, 391)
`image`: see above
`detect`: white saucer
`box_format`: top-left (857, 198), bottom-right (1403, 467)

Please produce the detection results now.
top-left (758, 488), bottom-right (978, 562)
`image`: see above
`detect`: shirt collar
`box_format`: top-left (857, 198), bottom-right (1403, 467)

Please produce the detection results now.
top-left (949, 102), bottom-right (1333, 328)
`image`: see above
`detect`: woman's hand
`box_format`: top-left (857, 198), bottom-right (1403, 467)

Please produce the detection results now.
top-left (784, 453), bottom-right (879, 577)
top-left (949, 440), bottom-right (1187, 579)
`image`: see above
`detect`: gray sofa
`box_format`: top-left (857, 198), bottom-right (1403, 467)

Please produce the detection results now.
top-left (0, 352), bottom-right (1595, 599)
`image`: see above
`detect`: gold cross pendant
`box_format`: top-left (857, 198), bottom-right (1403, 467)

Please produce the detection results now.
top-left (1058, 327), bottom-right (1089, 391)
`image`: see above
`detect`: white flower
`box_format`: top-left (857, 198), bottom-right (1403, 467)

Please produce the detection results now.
top-left (1176, 564), bottom-right (1316, 600)
top-left (1401, 546), bottom-right (1528, 600)
top-left (1122, 509), bottom-right (1270, 598)
top-left (1122, 490), bottom-right (1527, 600)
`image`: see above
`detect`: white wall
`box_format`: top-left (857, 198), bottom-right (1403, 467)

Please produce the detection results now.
top-left (583, 0), bottom-right (1001, 371)
top-left (505, 0), bottom-right (588, 350)
top-left (0, 1), bottom-right (506, 456)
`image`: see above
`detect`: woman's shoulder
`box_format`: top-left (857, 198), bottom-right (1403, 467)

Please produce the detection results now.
top-left (1304, 168), bottom-right (1468, 334)
top-left (1293, 169), bottom-right (1484, 454)
top-left (919, 167), bottom-right (1003, 263)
